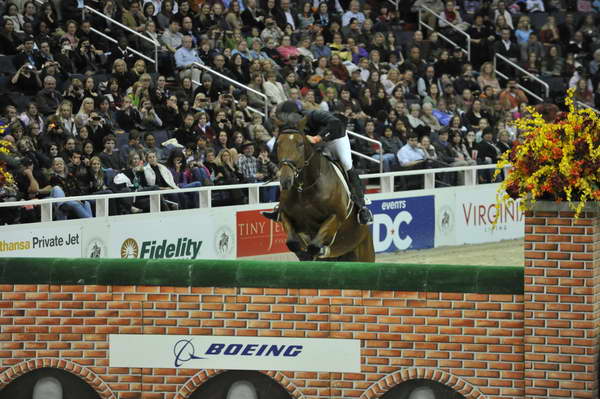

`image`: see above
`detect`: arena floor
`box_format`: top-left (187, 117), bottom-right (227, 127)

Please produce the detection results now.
top-left (248, 239), bottom-right (524, 267)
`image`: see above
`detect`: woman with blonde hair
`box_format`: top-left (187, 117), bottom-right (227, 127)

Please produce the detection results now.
top-left (111, 58), bottom-right (136, 93)
top-left (477, 62), bottom-right (500, 92)
top-left (215, 148), bottom-right (244, 205)
top-left (51, 100), bottom-right (77, 136)
top-left (75, 97), bottom-right (95, 128)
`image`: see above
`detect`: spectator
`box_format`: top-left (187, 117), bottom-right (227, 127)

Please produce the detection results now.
top-left (175, 35), bottom-right (203, 85)
top-left (499, 79), bottom-right (528, 112)
top-left (35, 76), bottom-right (62, 116)
top-left (99, 134), bottom-right (123, 170)
top-left (48, 157), bottom-right (93, 219)
top-left (397, 132), bottom-right (427, 169)
top-left (376, 126), bottom-right (402, 172)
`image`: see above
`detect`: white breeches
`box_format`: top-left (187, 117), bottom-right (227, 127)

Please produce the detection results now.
top-left (326, 135), bottom-right (353, 171)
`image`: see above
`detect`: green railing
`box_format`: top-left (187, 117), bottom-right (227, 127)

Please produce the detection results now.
top-left (0, 258), bottom-right (523, 294)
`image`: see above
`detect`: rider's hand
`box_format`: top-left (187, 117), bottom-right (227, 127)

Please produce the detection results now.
top-left (307, 135), bottom-right (322, 144)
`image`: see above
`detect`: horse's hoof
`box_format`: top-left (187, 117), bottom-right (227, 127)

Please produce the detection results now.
top-left (307, 244), bottom-right (322, 256)
top-left (296, 251), bottom-right (313, 261)
top-left (286, 240), bottom-right (302, 253)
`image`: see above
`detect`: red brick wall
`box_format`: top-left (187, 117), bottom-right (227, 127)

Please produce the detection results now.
top-left (524, 205), bottom-right (600, 399)
top-left (0, 284), bottom-right (524, 399)
top-left (2, 203), bottom-right (599, 399)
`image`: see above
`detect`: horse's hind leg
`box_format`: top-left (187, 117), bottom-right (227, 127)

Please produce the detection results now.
top-left (354, 234), bottom-right (375, 262)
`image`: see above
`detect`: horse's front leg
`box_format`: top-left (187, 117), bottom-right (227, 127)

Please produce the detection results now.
top-left (307, 214), bottom-right (341, 259)
top-left (280, 212), bottom-right (308, 255)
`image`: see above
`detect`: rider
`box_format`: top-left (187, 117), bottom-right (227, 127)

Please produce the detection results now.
top-left (262, 100), bottom-right (374, 225)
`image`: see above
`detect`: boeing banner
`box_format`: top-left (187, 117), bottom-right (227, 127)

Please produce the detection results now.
top-left (109, 335), bottom-right (361, 372)
top-left (369, 195), bottom-right (435, 253)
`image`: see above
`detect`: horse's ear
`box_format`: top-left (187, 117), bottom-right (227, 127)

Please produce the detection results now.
top-left (297, 116), bottom-right (308, 132)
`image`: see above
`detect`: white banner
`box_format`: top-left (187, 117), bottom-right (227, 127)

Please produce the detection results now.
top-left (109, 334), bottom-right (361, 372)
top-left (454, 184), bottom-right (523, 244)
top-left (108, 209), bottom-right (236, 260)
top-left (0, 224), bottom-right (82, 258)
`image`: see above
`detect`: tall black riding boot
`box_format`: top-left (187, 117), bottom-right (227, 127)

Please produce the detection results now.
top-left (347, 168), bottom-right (373, 225)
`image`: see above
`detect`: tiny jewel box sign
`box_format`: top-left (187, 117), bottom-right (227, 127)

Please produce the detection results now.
top-left (109, 335), bottom-right (361, 373)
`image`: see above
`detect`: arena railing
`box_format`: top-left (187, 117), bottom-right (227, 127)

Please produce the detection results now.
top-left (576, 100), bottom-right (600, 114)
top-left (494, 53), bottom-right (550, 102)
top-left (347, 130), bottom-right (383, 174)
top-left (193, 62), bottom-right (269, 117)
top-left (0, 165), bottom-right (502, 222)
top-left (82, 5), bottom-right (159, 73)
top-left (418, 5), bottom-right (471, 62)
top-left (30, 0), bottom-right (157, 70)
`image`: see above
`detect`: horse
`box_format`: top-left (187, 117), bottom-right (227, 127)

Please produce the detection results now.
top-left (273, 130), bottom-right (375, 262)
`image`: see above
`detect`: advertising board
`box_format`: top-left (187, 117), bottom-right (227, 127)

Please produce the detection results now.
top-left (109, 334), bottom-right (361, 372)
top-left (108, 210), bottom-right (236, 260)
top-left (369, 195), bottom-right (436, 253)
top-left (236, 209), bottom-right (288, 257)
top-left (454, 184), bottom-right (524, 244)
top-left (0, 225), bottom-right (82, 258)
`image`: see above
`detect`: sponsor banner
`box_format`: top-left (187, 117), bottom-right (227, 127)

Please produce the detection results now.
top-left (0, 226), bottom-right (81, 258)
top-left (109, 334), bottom-right (361, 372)
top-left (80, 221), bottom-right (111, 258)
top-left (369, 196), bottom-right (435, 253)
top-left (109, 210), bottom-right (236, 260)
top-left (236, 209), bottom-right (288, 257)
top-left (455, 184), bottom-right (524, 244)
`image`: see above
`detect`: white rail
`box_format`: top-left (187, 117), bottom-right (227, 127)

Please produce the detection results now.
top-left (494, 53), bottom-right (550, 101)
top-left (193, 62), bottom-right (269, 117)
top-left (418, 5), bottom-right (471, 61)
top-left (83, 5), bottom-right (159, 73)
top-left (347, 130), bottom-right (383, 174)
top-left (576, 100), bottom-right (600, 113)
top-left (0, 165), bottom-right (503, 222)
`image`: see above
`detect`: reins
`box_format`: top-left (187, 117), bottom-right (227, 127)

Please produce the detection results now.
top-left (278, 131), bottom-right (319, 193)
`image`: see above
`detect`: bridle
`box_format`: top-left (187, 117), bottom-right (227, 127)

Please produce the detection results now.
top-left (278, 130), bottom-right (318, 193)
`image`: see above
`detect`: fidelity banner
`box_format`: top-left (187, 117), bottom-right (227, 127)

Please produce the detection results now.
top-left (109, 335), bottom-right (361, 372)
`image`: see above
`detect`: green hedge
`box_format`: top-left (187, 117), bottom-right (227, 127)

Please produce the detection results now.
top-left (0, 258), bottom-right (523, 294)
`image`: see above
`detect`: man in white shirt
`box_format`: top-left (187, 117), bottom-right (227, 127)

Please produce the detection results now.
top-left (397, 133), bottom-right (427, 168)
top-left (174, 36), bottom-right (202, 87)
top-left (342, 1), bottom-right (365, 27)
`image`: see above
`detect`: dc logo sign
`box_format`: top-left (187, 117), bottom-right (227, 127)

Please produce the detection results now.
top-left (368, 196), bottom-right (435, 253)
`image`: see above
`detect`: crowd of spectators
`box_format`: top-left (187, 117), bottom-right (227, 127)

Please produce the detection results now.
top-left (0, 0), bottom-right (598, 224)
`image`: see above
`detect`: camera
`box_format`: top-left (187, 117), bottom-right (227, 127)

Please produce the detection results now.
top-left (25, 64), bottom-right (34, 71)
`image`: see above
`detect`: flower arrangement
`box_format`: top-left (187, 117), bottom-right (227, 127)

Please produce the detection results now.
top-left (495, 88), bottom-right (600, 216)
top-left (0, 140), bottom-right (15, 189)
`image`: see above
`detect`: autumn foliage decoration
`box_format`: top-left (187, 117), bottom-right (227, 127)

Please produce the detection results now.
top-left (0, 140), bottom-right (15, 189)
top-left (496, 88), bottom-right (600, 216)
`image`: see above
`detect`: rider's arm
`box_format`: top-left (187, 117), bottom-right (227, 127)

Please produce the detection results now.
top-left (305, 110), bottom-right (345, 141)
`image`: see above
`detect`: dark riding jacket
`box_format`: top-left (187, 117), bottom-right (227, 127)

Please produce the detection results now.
top-left (302, 110), bottom-right (347, 141)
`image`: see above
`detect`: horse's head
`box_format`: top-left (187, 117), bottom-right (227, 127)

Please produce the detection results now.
top-left (277, 131), bottom-right (309, 191)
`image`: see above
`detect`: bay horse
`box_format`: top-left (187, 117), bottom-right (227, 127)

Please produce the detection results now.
top-left (274, 130), bottom-right (375, 262)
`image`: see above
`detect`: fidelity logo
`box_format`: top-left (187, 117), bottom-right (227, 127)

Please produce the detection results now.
top-left (120, 237), bottom-right (203, 259)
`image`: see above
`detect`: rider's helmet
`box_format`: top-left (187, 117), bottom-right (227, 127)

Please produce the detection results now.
top-left (275, 101), bottom-right (304, 132)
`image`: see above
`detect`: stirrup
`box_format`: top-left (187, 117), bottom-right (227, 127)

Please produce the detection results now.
top-left (358, 207), bottom-right (373, 225)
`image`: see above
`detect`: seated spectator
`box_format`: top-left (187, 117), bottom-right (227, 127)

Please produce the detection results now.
top-left (375, 126), bottom-right (402, 172)
top-left (35, 76), bottom-right (62, 116)
top-left (214, 148), bottom-right (245, 205)
top-left (499, 79), bottom-right (528, 112)
top-left (10, 61), bottom-right (40, 97)
top-left (497, 129), bottom-right (512, 154)
top-left (165, 149), bottom-right (203, 209)
top-left (75, 97), bottom-right (95, 128)
top-left (263, 70), bottom-right (287, 106)
top-left (98, 134), bottom-right (124, 170)
top-left (175, 35), bottom-right (203, 85)
top-left (48, 157), bottom-right (93, 219)
top-left (116, 96), bottom-right (143, 131)
top-left (143, 149), bottom-right (180, 209)
top-left (397, 132), bottom-right (428, 169)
